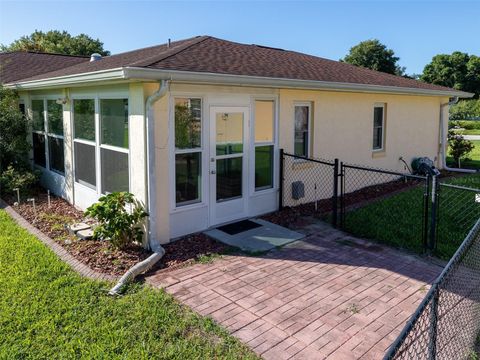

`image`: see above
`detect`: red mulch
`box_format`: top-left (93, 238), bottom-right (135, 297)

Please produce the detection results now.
top-left (2, 187), bottom-right (229, 276)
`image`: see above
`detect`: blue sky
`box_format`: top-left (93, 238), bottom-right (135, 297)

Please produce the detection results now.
top-left (0, 0), bottom-right (478, 74)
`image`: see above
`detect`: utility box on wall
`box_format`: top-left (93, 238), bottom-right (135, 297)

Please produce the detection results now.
top-left (291, 181), bottom-right (305, 200)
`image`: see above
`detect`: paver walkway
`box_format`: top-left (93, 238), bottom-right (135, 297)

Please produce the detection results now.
top-left (147, 221), bottom-right (442, 359)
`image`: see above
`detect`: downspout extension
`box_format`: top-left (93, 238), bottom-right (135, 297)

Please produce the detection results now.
top-left (439, 97), bottom-right (477, 174)
top-left (108, 80), bottom-right (169, 296)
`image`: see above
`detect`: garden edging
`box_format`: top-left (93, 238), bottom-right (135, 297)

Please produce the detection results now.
top-left (0, 198), bottom-right (117, 282)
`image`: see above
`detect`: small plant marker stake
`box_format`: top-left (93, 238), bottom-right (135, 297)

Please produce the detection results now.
top-left (13, 188), bottom-right (20, 205)
top-left (27, 198), bottom-right (36, 219)
top-left (47, 190), bottom-right (51, 208)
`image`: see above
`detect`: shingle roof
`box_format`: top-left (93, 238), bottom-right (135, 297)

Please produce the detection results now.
top-left (2, 36), bottom-right (462, 94)
top-left (0, 51), bottom-right (88, 84)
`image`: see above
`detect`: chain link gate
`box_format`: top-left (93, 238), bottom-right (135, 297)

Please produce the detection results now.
top-left (339, 163), bottom-right (430, 253)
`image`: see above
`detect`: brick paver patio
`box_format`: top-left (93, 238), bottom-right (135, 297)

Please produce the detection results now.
top-left (147, 221), bottom-right (442, 359)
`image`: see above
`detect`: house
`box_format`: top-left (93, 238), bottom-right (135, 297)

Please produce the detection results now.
top-left (1, 36), bottom-right (473, 248)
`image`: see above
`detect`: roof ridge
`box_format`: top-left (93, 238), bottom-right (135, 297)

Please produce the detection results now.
top-left (129, 36), bottom-right (211, 67)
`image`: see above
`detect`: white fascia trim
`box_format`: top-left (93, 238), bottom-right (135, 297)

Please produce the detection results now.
top-left (124, 67), bottom-right (474, 98)
top-left (7, 68), bottom-right (126, 89)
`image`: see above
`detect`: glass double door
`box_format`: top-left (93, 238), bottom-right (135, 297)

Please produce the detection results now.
top-left (209, 106), bottom-right (249, 225)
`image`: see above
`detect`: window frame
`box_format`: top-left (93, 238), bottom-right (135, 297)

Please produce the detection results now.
top-left (172, 96), bottom-right (204, 208)
top-left (372, 103), bottom-right (386, 152)
top-left (31, 97), bottom-right (65, 175)
top-left (253, 99), bottom-right (276, 192)
top-left (293, 102), bottom-right (312, 158)
top-left (71, 95), bottom-right (130, 195)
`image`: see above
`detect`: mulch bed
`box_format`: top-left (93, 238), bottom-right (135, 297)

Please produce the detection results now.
top-left (2, 187), bottom-right (229, 276)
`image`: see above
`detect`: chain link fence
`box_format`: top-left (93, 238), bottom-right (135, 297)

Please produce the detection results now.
top-left (340, 163), bottom-right (429, 253)
top-left (436, 182), bottom-right (480, 258)
top-left (279, 151), bottom-right (338, 226)
top-left (384, 218), bottom-right (480, 360)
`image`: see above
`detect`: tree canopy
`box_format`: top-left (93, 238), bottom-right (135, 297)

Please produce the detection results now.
top-left (421, 52), bottom-right (480, 98)
top-left (341, 39), bottom-right (405, 76)
top-left (0, 30), bottom-right (110, 56)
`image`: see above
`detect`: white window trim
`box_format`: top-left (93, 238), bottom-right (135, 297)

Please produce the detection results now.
top-left (170, 95), bottom-right (205, 210)
top-left (252, 97), bottom-right (278, 194)
top-left (71, 95), bottom-right (131, 195)
top-left (373, 103), bottom-right (386, 152)
top-left (293, 102), bottom-right (312, 158)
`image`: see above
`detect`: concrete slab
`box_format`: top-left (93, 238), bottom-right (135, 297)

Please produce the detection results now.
top-left (76, 228), bottom-right (94, 240)
top-left (204, 219), bottom-right (305, 252)
top-left (67, 222), bottom-right (91, 235)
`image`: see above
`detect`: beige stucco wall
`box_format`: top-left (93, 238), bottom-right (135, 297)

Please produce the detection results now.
top-left (279, 89), bottom-right (448, 205)
top-left (279, 89), bottom-right (448, 170)
top-left (143, 82), bottom-right (170, 244)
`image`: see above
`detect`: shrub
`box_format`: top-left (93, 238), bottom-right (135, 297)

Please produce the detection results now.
top-left (450, 99), bottom-right (480, 121)
top-left (0, 86), bottom-right (30, 171)
top-left (84, 192), bottom-right (148, 250)
top-left (0, 165), bottom-right (40, 195)
top-left (448, 129), bottom-right (475, 168)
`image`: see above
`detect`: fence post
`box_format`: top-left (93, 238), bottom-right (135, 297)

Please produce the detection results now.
top-left (428, 286), bottom-right (439, 360)
top-left (339, 162), bottom-right (345, 229)
top-left (332, 158), bottom-right (339, 228)
top-left (429, 175), bottom-right (438, 252)
top-left (423, 175), bottom-right (431, 252)
top-left (279, 148), bottom-right (284, 211)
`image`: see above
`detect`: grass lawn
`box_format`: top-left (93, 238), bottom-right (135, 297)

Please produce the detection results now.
top-left (344, 174), bottom-right (480, 259)
top-left (0, 210), bottom-right (257, 360)
top-left (447, 140), bottom-right (480, 169)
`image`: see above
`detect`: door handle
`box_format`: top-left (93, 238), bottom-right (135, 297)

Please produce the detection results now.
top-left (211, 170), bottom-right (216, 174)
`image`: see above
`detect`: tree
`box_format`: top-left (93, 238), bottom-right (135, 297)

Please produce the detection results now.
top-left (0, 86), bottom-right (30, 171)
top-left (0, 30), bottom-right (110, 56)
top-left (448, 129), bottom-right (474, 168)
top-left (421, 52), bottom-right (480, 98)
top-left (341, 39), bottom-right (405, 76)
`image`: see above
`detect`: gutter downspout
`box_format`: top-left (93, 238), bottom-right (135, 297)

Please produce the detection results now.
top-left (108, 80), bottom-right (169, 295)
top-left (439, 97), bottom-right (477, 174)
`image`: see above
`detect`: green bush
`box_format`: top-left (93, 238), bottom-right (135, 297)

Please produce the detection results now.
top-left (0, 165), bottom-right (40, 196)
top-left (84, 192), bottom-right (148, 250)
top-left (450, 99), bottom-right (480, 121)
top-left (448, 129), bottom-right (475, 168)
top-left (0, 86), bottom-right (30, 170)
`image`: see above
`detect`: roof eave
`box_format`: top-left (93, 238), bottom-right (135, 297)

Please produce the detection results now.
top-left (6, 66), bottom-right (475, 98)
top-left (5, 68), bottom-right (126, 89)
top-left (124, 67), bottom-right (474, 98)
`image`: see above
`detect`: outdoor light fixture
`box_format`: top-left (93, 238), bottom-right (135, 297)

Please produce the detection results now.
top-left (56, 97), bottom-right (69, 105)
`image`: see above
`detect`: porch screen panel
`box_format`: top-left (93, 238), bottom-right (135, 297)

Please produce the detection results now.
top-left (174, 98), bottom-right (202, 206)
top-left (73, 99), bottom-right (96, 189)
top-left (32, 132), bottom-right (46, 167)
top-left (101, 148), bottom-right (129, 193)
top-left (74, 142), bottom-right (96, 188)
top-left (100, 99), bottom-right (129, 194)
top-left (47, 100), bottom-right (64, 174)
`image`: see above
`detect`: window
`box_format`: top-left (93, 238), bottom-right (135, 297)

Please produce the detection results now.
top-left (47, 100), bottom-right (64, 174)
top-left (31, 99), bottom-right (65, 173)
top-left (174, 98), bottom-right (202, 206)
top-left (73, 98), bottom-right (130, 194)
top-left (254, 100), bottom-right (275, 190)
top-left (31, 100), bottom-right (46, 167)
top-left (73, 99), bottom-right (96, 188)
top-left (100, 99), bottom-right (129, 193)
top-left (373, 104), bottom-right (385, 151)
top-left (294, 104), bottom-right (310, 157)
